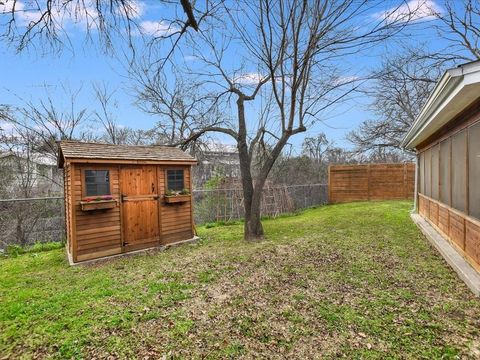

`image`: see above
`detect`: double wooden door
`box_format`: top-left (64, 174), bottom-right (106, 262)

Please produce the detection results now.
top-left (120, 165), bottom-right (160, 250)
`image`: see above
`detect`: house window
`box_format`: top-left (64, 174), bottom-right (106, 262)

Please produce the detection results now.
top-left (167, 169), bottom-right (184, 191)
top-left (84, 170), bottom-right (110, 196)
top-left (37, 164), bottom-right (50, 178)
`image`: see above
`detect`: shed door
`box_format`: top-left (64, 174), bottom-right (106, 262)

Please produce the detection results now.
top-left (120, 165), bottom-right (160, 250)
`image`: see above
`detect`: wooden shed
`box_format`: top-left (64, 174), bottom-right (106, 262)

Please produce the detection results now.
top-left (402, 60), bottom-right (480, 285)
top-left (58, 141), bottom-right (197, 264)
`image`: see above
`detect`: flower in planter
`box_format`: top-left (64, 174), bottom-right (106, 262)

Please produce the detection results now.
top-left (179, 188), bottom-right (190, 195)
top-left (83, 195), bottom-right (113, 202)
top-left (165, 189), bottom-right (176, 196)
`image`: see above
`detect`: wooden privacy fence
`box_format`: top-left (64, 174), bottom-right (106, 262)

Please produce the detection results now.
top-left (328, 163), bottom-right (415, 203)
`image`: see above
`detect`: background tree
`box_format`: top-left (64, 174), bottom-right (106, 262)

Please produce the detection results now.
top-left (93, 84), bottom-right (159, 145)
top-left (302, 133), bottom-right (333, 165)
top-left (133, 68), bottom-right (224, 154)
top-left (1, 85), bottom-right (89, 159)
top-left (349, 0), bottom-right (480, 155)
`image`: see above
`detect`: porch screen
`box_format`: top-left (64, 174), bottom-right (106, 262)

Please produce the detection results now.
top-left (452, 130), bottom-right (467, 212)
top-left (431, 144), bottom-right (439, 200)
top-left (469, 123), bottom-right (480, 220)
top-left (419, 152), bottom-right (425, 194)
top-left (424, 147), bottom-right (432, 197)
top-left (439, 139), bottom-right (451, 206)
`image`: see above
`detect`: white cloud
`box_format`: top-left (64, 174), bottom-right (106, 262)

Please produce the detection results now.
top-left (0, 1), bottom-right (41, 25)
top-left (138, 20), bottom-right (179, 36)
top-left (0, 121), bottom-right (19, 137)
top-left (332, 76), bottom-right (360, 86)
top-left (120, 1), bottom-right (145, 19)
top-left (1, 0), bottom-right (147, 31)
top-left (375, 0), bottom-right (442, 23)
top-left (232, 72), bottom-right (267, 85)
top-left (184, 55), bottom-right (198, 62)
top-left (0, 0), bottom-right (23, 13)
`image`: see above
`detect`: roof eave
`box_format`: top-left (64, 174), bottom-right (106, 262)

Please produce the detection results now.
top-left (402, 60), bottom-right (480, 150)
top-left (65, 157), bottom-right (197, 165)
top-left (57, 145), bottom-right (65, 169)
top-left (401, 70), bottom-right (460, 149)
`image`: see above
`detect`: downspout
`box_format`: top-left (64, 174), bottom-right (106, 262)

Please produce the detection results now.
top-left (412, 151), bottom-right (419, 213)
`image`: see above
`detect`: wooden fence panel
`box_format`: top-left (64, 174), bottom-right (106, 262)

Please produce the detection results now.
top-left (329, 163), bottom-right (415, 203)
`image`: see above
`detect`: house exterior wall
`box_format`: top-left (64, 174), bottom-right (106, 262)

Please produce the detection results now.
top-left (66, 162), bottom-right (194, 263)
top-left (0, 154), bottom-right (63, 196)
top-left (416, 98), bottom-right (480, 272)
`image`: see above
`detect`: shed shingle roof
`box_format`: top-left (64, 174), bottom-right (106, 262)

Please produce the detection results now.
top-left (58, 141), bottom-right (196, 168)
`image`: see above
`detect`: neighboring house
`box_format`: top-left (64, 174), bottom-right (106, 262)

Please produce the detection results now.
top-left (0, 151), bottom-right (62, 197)
top-left (402, 60), bottom-right (480, 295)
top-left (194, 142), bottom-right (240, 187)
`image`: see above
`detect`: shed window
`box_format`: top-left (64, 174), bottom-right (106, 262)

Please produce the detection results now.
top-left (167, 169), bottom-right (184, 191)
top-left (84, 170), bottom-right (110, 196)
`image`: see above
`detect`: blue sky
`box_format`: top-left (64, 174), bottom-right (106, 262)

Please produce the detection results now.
top-left (0, 0), bottom-right (456, 153)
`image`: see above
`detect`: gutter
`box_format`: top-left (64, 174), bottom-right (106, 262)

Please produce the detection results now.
top-left (401, 60), bottom-right (480, 150)
top-left (401, 70), bottom-right (462, 149)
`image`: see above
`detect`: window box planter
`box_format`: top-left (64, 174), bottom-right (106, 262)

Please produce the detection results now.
top-left (80, 199), bottom-right (117, 211)
top-left (164, 194), bottom-right (191, 203)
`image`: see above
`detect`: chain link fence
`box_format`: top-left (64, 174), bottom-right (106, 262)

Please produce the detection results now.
top-left (193, 183), bottom-right (328, 224)
top-left (0, 197), bottom-right (65, 250)
top-left (0, 184), bottom-right (328, 249)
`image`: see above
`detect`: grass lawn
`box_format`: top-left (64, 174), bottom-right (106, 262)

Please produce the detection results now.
top-left (1, 201), bottom-right (480, 359)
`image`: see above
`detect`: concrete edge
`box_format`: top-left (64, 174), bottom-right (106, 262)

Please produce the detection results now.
top-left (411, 213), bottom-right (480, 297)
top-left (67, 236), bottom-right (201, 266)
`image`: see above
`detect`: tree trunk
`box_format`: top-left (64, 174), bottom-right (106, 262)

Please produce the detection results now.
top-left (244, 187), bottom-right (264, 241)
top-left (236, 95), bottom-right (265, 241)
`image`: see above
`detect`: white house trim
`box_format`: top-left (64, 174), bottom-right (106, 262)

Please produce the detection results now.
top-left (402, 60), bottom-right (480, 150)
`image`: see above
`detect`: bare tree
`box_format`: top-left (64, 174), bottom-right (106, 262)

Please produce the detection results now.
top-left (347, 46), bottom-right (442, 153)
top-left (0, 0), bottom-right (201, 54)
top-left (434, 0), bottom-right (480, 61)
top-left (302, 133), bottom-right (333, 165)
top-left (93, 83), bottom-right (129, 145)
top-left (133, 66), bottom-right (226, 155)
top-left (133, 0), bottom-right (414, 241)
top-left (2, 85), bottom-right (90, 159)
top-left (349, 0), bottom-right (480, 154)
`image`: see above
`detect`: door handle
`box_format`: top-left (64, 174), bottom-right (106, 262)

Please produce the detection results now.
top-left (152, 183), bottom-right (155, 193)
